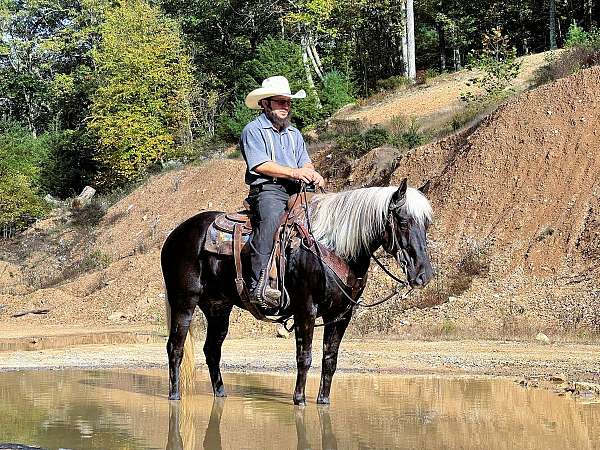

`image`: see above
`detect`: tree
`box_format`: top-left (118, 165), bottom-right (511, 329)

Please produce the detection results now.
top-left (89, 0), bottom-right (194, 186)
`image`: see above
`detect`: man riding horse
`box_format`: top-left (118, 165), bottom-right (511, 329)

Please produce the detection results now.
top-left (240, 75), bottom-right (325, 309)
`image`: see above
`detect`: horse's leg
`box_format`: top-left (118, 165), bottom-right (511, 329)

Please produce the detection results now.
top-left (316, 313), bottom-right (351, 404)
top-left (202, 306), bottom-right (233, 397)
top-left (293, 313), bottom-right (316, 406)
top-left (167, 295), bottom-right (198, 400)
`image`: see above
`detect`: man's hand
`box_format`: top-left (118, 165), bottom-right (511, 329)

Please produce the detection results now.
top-left (291, 167), bottom-right (325, 187)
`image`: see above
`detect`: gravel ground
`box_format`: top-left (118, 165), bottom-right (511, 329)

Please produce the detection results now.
top-left (1, 330), bottom-right (598, 387)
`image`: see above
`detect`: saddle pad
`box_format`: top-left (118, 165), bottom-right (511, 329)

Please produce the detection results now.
top-left (204, 222), bottom-right (250, 256)
top-left (214, 212), bottom-right (252, 235)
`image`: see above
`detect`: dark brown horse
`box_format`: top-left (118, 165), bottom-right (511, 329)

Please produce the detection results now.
top-left (161, 179), bottom-right (434, 405)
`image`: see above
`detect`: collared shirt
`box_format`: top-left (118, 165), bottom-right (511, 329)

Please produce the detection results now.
top-left (239, 113), bottom-right (311, 185)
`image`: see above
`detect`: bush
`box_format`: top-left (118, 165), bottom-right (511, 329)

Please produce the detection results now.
top-left (0, 175), bottom-right (49, 234)
top-left (461, 28), bottom-right (521, 105)
top-left (565, 22), bottom-right (589, 48)
top-left (388, 116), bottom-right (426, 149)
top-left (335, 126), bottom-right (390, 158)
top-left (0, 121), bottom-right (54, 233)
top-left (376, 75), bottom-right (409, 92)
top-left (322, 126), bottom-right (391, 179)
top-left (320, 70), bottom-right (356, 116)
top-left (216, 100), bottom-right (259, 142)
top-left (534, 26), bottom-right (600, 86)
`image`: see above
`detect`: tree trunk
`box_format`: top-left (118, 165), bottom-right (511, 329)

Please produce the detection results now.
top-left (307, 40), bottom-right (324, 81)
top-left (301, 34), bottom-right (322, 109)
top-left (406, 0), bottom-right (416, 81)
top-left (436, 22), bottom-right (447, 70)
top-left (549, 0), bottom-right (557, 49)
top-left (401, 0), bottom-right (409, 77)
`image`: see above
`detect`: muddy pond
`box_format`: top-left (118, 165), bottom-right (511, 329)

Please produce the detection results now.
top-left (1, 369), bottom-right (599, 449)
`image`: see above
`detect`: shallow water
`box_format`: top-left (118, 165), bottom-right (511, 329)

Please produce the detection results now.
top-left (0, 369), bottom-right (599, 449)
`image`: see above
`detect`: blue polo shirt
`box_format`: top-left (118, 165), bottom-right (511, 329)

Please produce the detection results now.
top-left (239, 113), bottom-right (311, 186)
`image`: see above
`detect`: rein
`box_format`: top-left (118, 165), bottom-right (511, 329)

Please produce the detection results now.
top-left (280, 183), bottom-right (414, 332)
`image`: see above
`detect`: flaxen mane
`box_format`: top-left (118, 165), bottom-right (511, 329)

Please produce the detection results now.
top-left (310, 186), bottom-right (432, 261)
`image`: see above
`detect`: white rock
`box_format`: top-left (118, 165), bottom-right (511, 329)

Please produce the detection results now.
top-left (535, 332), bottom-right (550, 343)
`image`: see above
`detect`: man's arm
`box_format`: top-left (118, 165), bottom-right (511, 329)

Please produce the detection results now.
top-left (254, 161), bottom-right (325, 186)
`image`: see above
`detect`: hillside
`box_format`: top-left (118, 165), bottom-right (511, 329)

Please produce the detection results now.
top-left (1, 62), bottom-right (599, 340)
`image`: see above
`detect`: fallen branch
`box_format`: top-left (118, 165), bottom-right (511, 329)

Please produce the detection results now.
top-left (11, 308), bottom-right (50, 318)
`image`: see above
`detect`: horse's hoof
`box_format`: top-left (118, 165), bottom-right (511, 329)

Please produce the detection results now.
top-left (293, 398), bottom-right (306, 406)
top-left (214, 390), bottom-right (227, 398)
top-left (169, 393), bottom-right (181, 401)
top-left (317, 397), bottom-right (330, 405)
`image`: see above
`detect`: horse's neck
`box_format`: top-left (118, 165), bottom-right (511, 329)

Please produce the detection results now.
top-left (347, 248), bottom-right (374, 278)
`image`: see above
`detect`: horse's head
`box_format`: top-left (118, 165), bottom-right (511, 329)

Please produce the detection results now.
top-left (382, 179), bottom-right (434, 288)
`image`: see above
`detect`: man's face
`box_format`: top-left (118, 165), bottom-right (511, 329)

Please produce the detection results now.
top-left (265, 96), bottom-right (291, 119)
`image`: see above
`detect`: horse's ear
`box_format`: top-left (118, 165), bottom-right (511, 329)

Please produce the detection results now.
top-left (418, 180), bottom-right (431, 195)
top-left (391, 178), bottom-right (408, 210)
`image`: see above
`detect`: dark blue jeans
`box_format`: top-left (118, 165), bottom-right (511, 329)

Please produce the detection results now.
top-left (245, 182), bottom-right (299, 289)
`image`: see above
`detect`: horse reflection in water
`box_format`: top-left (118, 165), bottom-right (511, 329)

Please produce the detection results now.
top-left (165, 399), bottom-right (338, 450)
top-left (166, 399), bottom-right (225, 450)
top-left (162, 179), bottom-right (434, 404)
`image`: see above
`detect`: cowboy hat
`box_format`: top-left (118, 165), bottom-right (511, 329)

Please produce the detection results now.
top-left (245, 76), bottom-right (306, 110)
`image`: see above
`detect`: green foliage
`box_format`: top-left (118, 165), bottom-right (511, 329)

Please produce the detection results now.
top-left (388, 115), bottom-right (426, 149)
top-left (375, 75), bottom-right (409, 92)
top-left (80, 249), bottom-right (112, 271)
top-left (565, 22), bottom-right (589, 48)
top-left (89, 0), bottom-right (194, 187)
top-left (0, 121), bottom-right (55, 232)
top-left (335, 126), bottom-right (390, 158)
top-left (320, 70), bottom-right (356, 116)
top-left (533, 32), bottom-right (600, 86)
top-left (0, 175), bottom-right (49, 233)
top-left (216, 100), bottom-right (259, 142)
top-left (461, 28), bottom-right (521, 104)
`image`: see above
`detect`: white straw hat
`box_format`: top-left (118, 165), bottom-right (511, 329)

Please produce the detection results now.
top-left (245, 76), bottom-right (306, 110)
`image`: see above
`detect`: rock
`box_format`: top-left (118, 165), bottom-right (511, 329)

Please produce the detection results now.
top-left (549, 373), bottom-right (567, 383)
top-left (448, 296), bottom-right (458, 303)
top-left (44, 194), bottom-right (63, 206)
top-left (71, 185), bottom-right (96, 209)
top-left (108, 311), bottom-right (127, 322)
top-left (535, 332), bottom-right (550, 343)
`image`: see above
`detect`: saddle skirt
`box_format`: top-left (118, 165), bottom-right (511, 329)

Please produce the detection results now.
top-left (204, 211), bottom-right (252, 255)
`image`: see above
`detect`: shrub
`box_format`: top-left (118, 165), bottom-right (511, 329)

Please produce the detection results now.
top-left (533, 27), bottom-right (600, 86)
top-left (335, 127), bottom-right (390, 158)
top-left (320, 70), bottom-right (356, 116)
top-left (376, 75), bottom-right (409, 92)
top-left (461, 28), bottom-right (521, 104)
top-left (216, 100), bottom-right (259, 142)
top-left (565, 22), bottom-right (589, 48)
top-left (0, 175), bottom-right (49, 233)
top-left (0, 121), bottom-right (53, 233)
top-left (70, 198), bottom-right (108, 228)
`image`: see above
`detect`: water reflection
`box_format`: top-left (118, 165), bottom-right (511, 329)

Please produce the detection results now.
top-left (0, 370), bottom-right (599, 450)
top-left (166, 399), bottom-right (225, 450)
top-left (294, 406), bottom-right (338, 450)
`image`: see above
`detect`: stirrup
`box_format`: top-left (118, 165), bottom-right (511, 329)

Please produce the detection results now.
top-left (251, 269), bottom-right (281, 309)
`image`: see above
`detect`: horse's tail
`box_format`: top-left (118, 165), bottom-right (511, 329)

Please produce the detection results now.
top-left (164, 291), bottom-right (196, 395)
